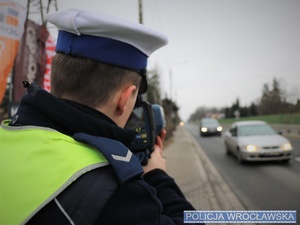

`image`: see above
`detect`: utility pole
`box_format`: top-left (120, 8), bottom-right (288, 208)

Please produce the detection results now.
top-left (138, 0), bottom-right (143, 24)
top-left (26, 0), bottom-right (58, 26)
top-left (139, 0), bottom-right (148, 101)
top-left (169, 70), bottom-right (172, 101)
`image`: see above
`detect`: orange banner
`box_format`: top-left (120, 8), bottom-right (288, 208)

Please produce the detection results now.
top-left (44, 34), bottom-right (56, 92)
top-left (0, 1), bottom-right (27, 103)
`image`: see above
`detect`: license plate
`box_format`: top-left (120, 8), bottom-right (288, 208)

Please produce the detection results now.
top-left (262, 152), bottom-right (279, 156)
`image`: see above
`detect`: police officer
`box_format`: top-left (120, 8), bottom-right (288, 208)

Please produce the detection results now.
top-left (0, 8), bottom-right (204, 225)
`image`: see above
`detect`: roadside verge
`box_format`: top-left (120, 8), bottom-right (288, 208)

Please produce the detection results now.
top-left (164, 125), bottom-right (246, 211)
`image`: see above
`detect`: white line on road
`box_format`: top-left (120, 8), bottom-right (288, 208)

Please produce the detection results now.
top-left (294, 157), bottom-right (300, 162)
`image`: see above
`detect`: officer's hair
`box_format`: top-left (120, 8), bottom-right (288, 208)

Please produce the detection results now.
top-left (50, 53), bottom-right (141, 107)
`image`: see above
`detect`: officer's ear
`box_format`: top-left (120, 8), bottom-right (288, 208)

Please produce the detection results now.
top-left (116, 85), bottom-right (137, 116)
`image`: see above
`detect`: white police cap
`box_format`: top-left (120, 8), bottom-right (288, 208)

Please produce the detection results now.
top-left (46, 8), bottom-right (168, 94)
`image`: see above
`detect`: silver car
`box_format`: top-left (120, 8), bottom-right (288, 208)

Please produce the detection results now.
top-left (224, 120), bottom-right (293, 163)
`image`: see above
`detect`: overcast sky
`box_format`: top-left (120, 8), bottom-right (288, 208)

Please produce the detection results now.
top-left (21, 0), bottom-right (300, 121)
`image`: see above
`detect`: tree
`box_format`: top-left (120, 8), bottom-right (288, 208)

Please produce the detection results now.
top-left (146, 69), bottom-right (161, 104)
top-left (162, 98), bottom-right (179, 139)
top-left (188, 77), bottom-right (298, 121)
top-left (269, 78), bottom-right (283, 114)
top-left (146, 68), bottom-right (179, 139)
top-left (189, 107), bottom-right (208, 122)
top-left (248, 102), bottom-right (258, 116)
top-left (258, 77), bottom-right (286, 115)
top-left (225, 98), bottom-right (240, 118)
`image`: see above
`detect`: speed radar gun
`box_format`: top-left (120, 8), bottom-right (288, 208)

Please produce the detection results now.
top-left (125, 96), bottom-right (166, 165)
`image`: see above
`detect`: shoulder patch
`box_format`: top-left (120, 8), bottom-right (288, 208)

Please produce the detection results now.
top-left (73, 133), bottom-right (143, 184)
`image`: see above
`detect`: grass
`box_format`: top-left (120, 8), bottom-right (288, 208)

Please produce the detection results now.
top-left (219, 113), bottom-right (300, 125)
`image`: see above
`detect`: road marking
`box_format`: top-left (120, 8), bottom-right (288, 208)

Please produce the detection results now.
top-left (294, 157), bottom-right (300, 162)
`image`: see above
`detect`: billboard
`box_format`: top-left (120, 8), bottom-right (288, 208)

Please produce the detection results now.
top-left (13, 19), bottom-right (49, 102)
top-left (0, 1), bottom-right (27, 103)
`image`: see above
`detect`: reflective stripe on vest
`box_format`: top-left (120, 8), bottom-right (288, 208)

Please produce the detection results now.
top-left (0, 120), bottom-right (109, 225)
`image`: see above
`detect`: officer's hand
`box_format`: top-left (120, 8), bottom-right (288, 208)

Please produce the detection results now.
top-left (143, 130), bottom-right (167, 174)
top-left (156, 129), bottom-right (167, 149)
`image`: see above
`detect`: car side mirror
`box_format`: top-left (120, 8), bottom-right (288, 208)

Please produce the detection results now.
top-left (231, 131), bottom-right (237, 137)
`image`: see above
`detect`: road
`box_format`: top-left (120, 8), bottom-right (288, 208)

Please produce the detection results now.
top-left (185, 123), bottom-right (300, 221)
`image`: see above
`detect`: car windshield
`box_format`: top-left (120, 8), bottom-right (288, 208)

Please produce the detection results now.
top-left (238, 124), bottom-right (277, 136)
top-left (202, 119), bottom-right (219, 126)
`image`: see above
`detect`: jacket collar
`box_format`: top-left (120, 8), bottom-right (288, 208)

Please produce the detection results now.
top-left (11, 83), bottom-right (135, 146)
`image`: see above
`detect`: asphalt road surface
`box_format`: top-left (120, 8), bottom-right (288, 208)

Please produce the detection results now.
top-left (186, 123), bottom-right (300, 222)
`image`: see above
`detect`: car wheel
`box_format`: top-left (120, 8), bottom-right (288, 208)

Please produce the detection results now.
top-left (237, 149), bottom-right (244, 164)
top-left (225, 143), bottom-right (230, 155)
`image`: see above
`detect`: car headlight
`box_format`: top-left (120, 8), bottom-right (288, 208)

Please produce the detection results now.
top-left (281, 142), bottom-right (293, 151)
top-left (217, 126), bottom-right (223, 132)
top-left (201, 127), bottom-right (208, 132)
top-left (245, 144), bottom-right (259, 152)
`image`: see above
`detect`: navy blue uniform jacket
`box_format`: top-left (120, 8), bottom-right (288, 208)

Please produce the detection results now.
top-left (10, 84), bottom-right (204, 225)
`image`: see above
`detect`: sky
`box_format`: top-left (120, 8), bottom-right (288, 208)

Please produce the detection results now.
top-left (20, 0), bottom-right (300, 121)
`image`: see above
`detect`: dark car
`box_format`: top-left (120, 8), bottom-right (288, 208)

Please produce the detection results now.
top-left (199, 118), bottom-right (223, 137)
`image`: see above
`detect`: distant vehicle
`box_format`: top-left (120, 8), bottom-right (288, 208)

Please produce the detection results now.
top-left (224, 120), bottom-right (293, 163)
top-left (199, 118), bottom-right (222, 137)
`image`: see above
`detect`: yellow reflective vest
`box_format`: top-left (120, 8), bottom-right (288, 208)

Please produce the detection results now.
top-left (0, 120), bottom-right (109, 225)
